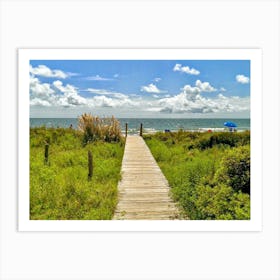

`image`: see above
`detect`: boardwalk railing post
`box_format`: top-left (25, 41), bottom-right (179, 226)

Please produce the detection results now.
top-left (125, 123), bottom-right (128, 138)
top-left (44, 137), bottom-right (50, 165)
top-left (44, 143), bottom-right (49, 164)
top-left (88, 150), bottom-right (93, 180)
top-left (140, 123), bottom-right (143, 137)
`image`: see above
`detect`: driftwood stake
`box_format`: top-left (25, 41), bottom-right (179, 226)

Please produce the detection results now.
top-left (125, 123), bottom-right (128, 138)
top-left (88, 150), bottom-right (93, 180)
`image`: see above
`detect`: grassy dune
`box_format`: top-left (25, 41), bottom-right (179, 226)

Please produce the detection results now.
top-left (144, 131), bottom-right (250, 220)
top-left (30, 127), bottom-right (124, 220)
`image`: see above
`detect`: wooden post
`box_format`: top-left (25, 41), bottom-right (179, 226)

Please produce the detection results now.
top-left (44, 143), bottom-right (49, 164)
top-left (88, 150), bottom-right (93, 180)
top-left (140, 123), bottom-right (143, 137)
top-left (125, 123), bottom-right (128, 138)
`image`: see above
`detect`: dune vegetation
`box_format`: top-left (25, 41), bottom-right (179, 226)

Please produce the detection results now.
top-left (30, 114), bottom-right (124, 220)
top-left (144, 130), bottom-right (250, 220)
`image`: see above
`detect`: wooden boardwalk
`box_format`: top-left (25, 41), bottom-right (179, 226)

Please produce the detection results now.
top-left (113, 135), bottom-right (179, 220)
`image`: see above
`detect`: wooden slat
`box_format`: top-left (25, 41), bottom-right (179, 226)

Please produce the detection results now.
top-left (113, 135), bottom-right (179, 220)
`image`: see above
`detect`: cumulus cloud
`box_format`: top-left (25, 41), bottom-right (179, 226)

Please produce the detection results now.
top-left (158, 92), bottom-right (217, 114)
top-left (156, 86), bottom-right (249, 114)
top-left (30, 77), bottom-right (60, 107)
top-left (236, 74), bottom-right (250, 84)
top-left (30, 98), bottom-right (51, 107)
top-left (30, 76), bottom-right (55, 100)
top-left (220, 87), bottom-right (226, 92)
top-left (30, 65), bottom-right (68, 79)
top-left (181, 85), bottom-right (201, 101)
top-left (173, 64), bottom-right (200, 75)
top-left (88, 95), bottom-right (137, 108)
top-left (141, 83), bottom-right (166, 94)
top-left (217, 93), bottom-right (226, 99)
top-left (30, 77), bottom-right (87, 107)
top-left (153, 77), bottom-right (161, 82)
top-left (195, 80), bottom-right (216, 92)
top-left (30, 76), bottom-right (249, 115)
top-left (179, 80), bottom-right (216, 102)
top-left (53, 80), bottom-right (87, 106)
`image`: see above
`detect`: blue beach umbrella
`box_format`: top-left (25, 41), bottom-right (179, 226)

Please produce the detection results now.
top-left (224, 121), bottom-right (237, 128)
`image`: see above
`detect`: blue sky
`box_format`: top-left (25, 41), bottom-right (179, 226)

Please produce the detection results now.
top-left (30, 60), bottom-right (250, 118)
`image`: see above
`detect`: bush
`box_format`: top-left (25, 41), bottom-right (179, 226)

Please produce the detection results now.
top-left (194, 183), bottom-right (250, 220)
top-left (214, 145), bottom-right (250, 194)
top-left (145, 131), bottom-right (250, 220)
top-left (194, 131), bottom-right (250, 150)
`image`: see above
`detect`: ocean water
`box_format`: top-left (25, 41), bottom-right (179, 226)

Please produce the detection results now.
top-left (30, 118), bottom-right (250, 133)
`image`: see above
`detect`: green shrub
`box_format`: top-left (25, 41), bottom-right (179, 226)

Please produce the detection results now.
top-left (145, 131), bottom-right (250, 220)
top-left (194, 132), bottom-right (250, 150)
top-left (214, 145), bottom-right (250, 194)
top-left (194, 184), bottom-right (250, 220)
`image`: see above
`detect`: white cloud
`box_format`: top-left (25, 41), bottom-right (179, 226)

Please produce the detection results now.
top-left (156, 86), bottom-right (250, 114)
top-left (141, 83), bottom-right (165, 93)
top-left (30, 76), bottom-right (137, 109)
top-left (153, 77), bottom-right (161, 82)
top-left (195, 80), bottom-right (216, 92)
top-left (220, 87), bottom-right (226, 92)
top-left (88, 95), bottom-right (137, 108)
top-left (181, 85), bottom-right (201, 101)
top-left (113, 74), bottom-right (119, 78)
top-left (52, 80), bottom-right (87, 106)
top-left (173, 64), bottom-right (200, 75)
top-left (217, 93), bottom-right (226, 99)
top-left (179, 79), bottom-right (216, 102)
top-left (30, 76), bottom-right (87, 107)
top-left (87, 88), bottom-right (129, 100)
top-left (30, 76), bottom-right (55, 99)
top-left (88, 96), bottom-right (118, 108)
top-left (30, 65), bottom-right (68, 79)
top-left (236, 74), bottom-right (250, 84)
top-left (85, 75), bottom-right (113, 81)
top-left (30, 98), bottom-right (51, 107)
top-left (30, 76), bottom-right (249, 116)
top-left (86, 88), bottom-right (111, 95)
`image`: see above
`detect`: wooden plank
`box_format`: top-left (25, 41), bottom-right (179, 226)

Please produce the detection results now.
top-left (113, 135), bottom-right (179, 220)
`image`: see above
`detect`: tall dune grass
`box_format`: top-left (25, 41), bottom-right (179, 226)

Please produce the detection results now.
top-left (78, 113), bottom-right (122, 144)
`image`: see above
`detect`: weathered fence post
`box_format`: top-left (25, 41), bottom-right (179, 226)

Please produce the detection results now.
top-left (44, 143), bottom-right (49, 164)
top-left (125, 123), bottom-right (128, 138)
top-left (88, 150), bottom-right (93, 180)
top-left (140, 123), bottom-right (143, 137)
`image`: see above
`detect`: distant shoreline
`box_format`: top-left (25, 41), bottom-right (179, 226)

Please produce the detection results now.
top-left (30, 117), bottom-right (250, 132)
top-left (29, 117), bottom-right (250, 119)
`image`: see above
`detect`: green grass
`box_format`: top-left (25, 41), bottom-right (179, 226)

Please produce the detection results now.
top-left (30, 127), bottom-right (124, 220)
top-left (144, 131), bottom-right (250, 220)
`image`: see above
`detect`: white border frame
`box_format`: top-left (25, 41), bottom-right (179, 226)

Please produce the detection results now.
top-left (18, 48), bottom-right (262, 231)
